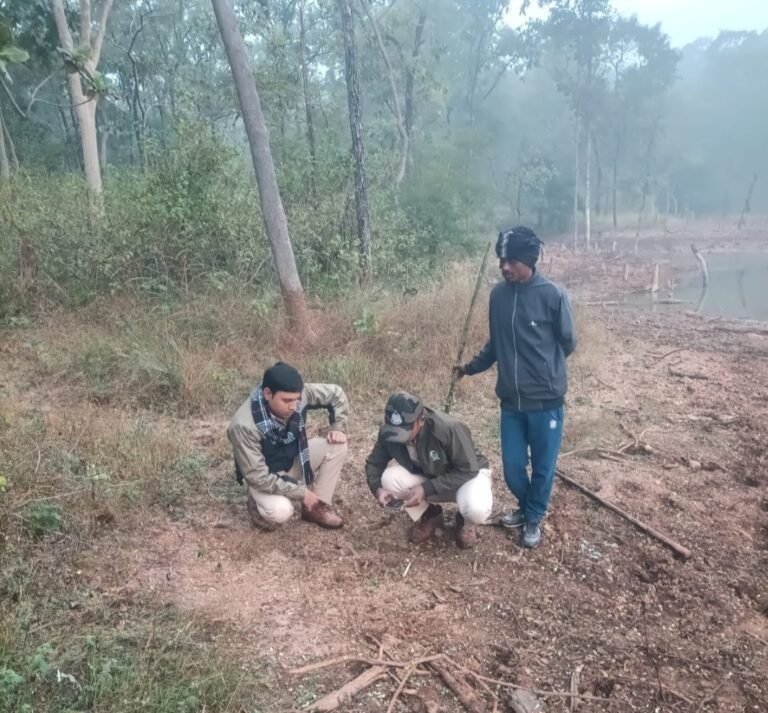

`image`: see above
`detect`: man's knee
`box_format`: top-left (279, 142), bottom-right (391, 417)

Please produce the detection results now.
top-left (259, 497), bottom-right (294, 524)
top-left (326, 441), bottom-right (348, 461)
top-left (381, 464), bottom-right (416, 494)
top-left (459, 501), bottom-right (492, 525)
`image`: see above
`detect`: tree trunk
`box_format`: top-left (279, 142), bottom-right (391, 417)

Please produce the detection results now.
top-left (585, 122), bottom-right (592, 250)
top-left (634, 123), bottom-right (658, 253)
top-left (573, 116), bottom-right (580, 253)
top-left (0, 112), bottom-right (9, 181)
top-left (99, 126), bottom-right (109, 175)
top-left (57, 105), bottom-right (78, 171)
top-left (338, 0), bottom-right (372, 281)
top-left (612, 133), bottom-right (620, 229)
top-left (404, 11), bottom-right (426, 168)
top-left (737, 173), bottom-right (758, 229)
top-left (211, 0), bottom-right (308, 328)
top-left (0, 102), bottom-right (18, 174)
top-left (298, 0), bottom-right (318, 204)
top-left (592, 130), bottom-right (602, 216)
top-left (50, 0), bottom-right (115, 200)
top-left (71, 85), bottom-right (102, 194)
top-left (361, 0), bottom-right (407, 190)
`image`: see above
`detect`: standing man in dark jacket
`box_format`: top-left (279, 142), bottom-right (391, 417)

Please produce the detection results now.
top-left (365, 392), bottom-right (493, 549)
top-left (454, 227), bottom-right (576, 549)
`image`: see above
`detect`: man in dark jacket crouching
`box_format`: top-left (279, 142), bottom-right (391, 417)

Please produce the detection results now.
top-left (365, 391), bottom-right (492, 549)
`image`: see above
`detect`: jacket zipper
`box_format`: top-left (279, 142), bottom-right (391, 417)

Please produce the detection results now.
top-left (511, 286), bottom-right (520, 410)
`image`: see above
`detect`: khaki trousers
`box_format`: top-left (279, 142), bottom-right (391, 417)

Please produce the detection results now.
top-left (249, 438), bottom-right (347, 525)
top-left (381, 464), bottom-right (493, 524)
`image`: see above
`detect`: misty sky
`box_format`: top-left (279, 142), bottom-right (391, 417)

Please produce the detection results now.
top-left (508, 1), bottom-right (768, 47)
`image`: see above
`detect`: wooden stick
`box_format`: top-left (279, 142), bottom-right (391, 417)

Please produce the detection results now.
top-left (559, 447), bottom-right (627, 460)
top-left (442, 656), bottom-right (498, 700)
top-left (570, 665), bottom-right (583, 712)
top-left (386, 665), bottom-right (415, 713)
top-left (307, 665), bottom-right (388, 712)
top-left (288, 654), bottom-right (443, 675)
top-left (445, 241), bottom-right (492, 413)
top-left (430, 659), bottom-right (486, 713)
top-left (695, 678), bottom-right (727, 713)
top-left (668, 367), bottom-right (709, 380)
top-left (455, 670), bottom-right (610, 703)
top-left (555, 468), bottom-right (692, 559)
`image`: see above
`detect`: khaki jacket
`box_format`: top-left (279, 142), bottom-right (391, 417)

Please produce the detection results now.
top-left (228, 383), bottom-right (349, 500)
top-left (365, 407), bottom-right (488, 497)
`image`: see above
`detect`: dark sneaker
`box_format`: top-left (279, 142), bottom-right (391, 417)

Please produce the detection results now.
top-left (247, 494), bottom-right (279, 532)
top-left (500, 509), bottom-right (525, 529)
top-left (455, 513), bottom-right (478, 550)
top-left (521, 521), bottom-right (541, 549)
top-left (409, 504), bottom-right (443, 544)
top-left (301, 501), bottom-right (344, 529)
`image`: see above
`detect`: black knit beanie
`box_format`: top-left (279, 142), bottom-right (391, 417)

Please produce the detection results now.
top-left (262, 361), bottom-right (304, 393)
top-left (495, 226), bottom-right (542, 269)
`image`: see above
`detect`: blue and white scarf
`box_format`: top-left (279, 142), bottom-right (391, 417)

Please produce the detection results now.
top-left (250, 387), bottom-right (314, 486)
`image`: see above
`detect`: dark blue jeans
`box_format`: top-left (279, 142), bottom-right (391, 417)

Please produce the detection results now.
top-left (500, 406), bottom-right (564, 524)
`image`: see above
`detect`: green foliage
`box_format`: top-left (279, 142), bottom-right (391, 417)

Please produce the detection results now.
top-left (352, 307), bottom-right (377, 335)
top-left (0, 21), bottom-right (29, 79)
top-left (0, 603), bottom-right (274, 713)
top-left (20, 503), bottom-right (64, 539)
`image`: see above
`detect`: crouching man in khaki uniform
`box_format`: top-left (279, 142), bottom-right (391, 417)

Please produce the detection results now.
top-left (364, 392), bottom-right (493, 549)
top-left (228, 362), bottom-right (348, 530)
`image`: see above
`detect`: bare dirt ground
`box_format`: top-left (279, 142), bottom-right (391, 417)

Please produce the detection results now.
top-left (5, 228), bottom-right (768, 712)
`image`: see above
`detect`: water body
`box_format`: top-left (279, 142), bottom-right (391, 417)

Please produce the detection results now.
top-left (678, 252), bottom-right (768, 320)
top-left (635, 252), bottom-right (768, 321)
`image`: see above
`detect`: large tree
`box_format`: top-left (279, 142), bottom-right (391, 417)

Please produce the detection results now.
top-left (50, 0), bottom-right (114, 196)
top-left (338, 0), bottom-right (371, 281)
top-left (210, 0), bottom-right (308, 329)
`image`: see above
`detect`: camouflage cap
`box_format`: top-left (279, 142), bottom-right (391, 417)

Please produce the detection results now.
top-left (379, 391), bottom-right (425, 444)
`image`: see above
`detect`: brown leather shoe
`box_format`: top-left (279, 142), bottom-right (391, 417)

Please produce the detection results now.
top-left (301, 501), bottom-right (344, 529)
top-left (409, 504), bottom-right (443, 544)
top-left (455, 512), bottom-right (478, 549)
top-left (247, 494), bottom-right (279, 532)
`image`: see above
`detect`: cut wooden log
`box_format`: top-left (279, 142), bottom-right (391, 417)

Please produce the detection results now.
top-left (431, 659), bottom-right (486, 713)
top-left (307, 665), bottom-right (388, 712)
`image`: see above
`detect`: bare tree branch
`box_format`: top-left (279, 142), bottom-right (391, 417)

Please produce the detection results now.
top-left (51, 0), bottom-right (76, 52)
top-left (0, 76), bottom-right (28, 118)
top-left (80, 0), bottom-right (92, 48)
top-left (92, 0), bottom-right (117, 66)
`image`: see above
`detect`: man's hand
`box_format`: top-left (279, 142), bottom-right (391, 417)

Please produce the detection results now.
top-left (327, 430), bottom-right (347, 445)
top-left (303, 488), bottom-right (320, 510)
top-left (375, 488), bottom-right (395, 508)
top-left (452, 364), bottom-right (466, 381)
top-left (404, 485), bottom-right (426, 507)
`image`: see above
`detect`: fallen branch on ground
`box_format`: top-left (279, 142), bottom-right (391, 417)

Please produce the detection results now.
top-left (430, 659), bottom-right (487, 713)
top-left (643, 347), bottom-right (684, 368)
top-left (555, 468), bottom-right (692, 559)
top-left (668, 367), bottom-right (709, 380)
top-left (307, 666), bottom-right (388, 712)
top-left (288, 650), bottom-right (611, 711)
top-left (695, 677), bottom-right (729, 713)
top-left (559, 447), bottom-right (628, 462)
top-left (287, 653), bottom-right (442, 675)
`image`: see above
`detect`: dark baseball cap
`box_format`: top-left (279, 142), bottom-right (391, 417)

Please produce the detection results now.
top-left (379, 391), bottom-right (425, 444)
